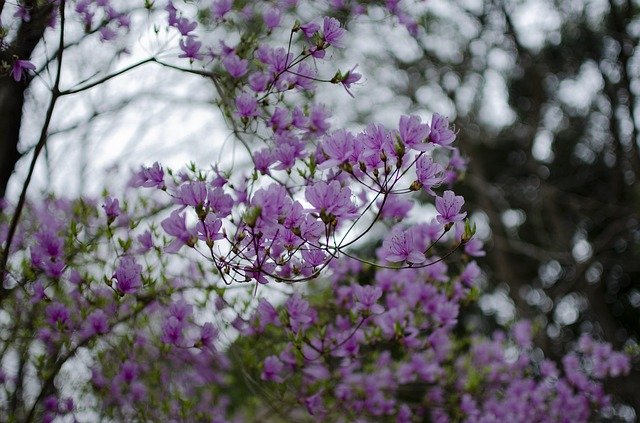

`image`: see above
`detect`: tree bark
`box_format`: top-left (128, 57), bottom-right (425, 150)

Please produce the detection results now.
top-left (0, 3), bottom-right (54, 198)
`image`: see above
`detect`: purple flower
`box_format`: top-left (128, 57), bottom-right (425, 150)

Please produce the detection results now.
top-left (99, 27), bottom-right (117, 42)
top-left (179, 36), bottom-right (203, 61)
top-left (196, 215), bottom-right (224, 245)
top-left (114, 256), bottom-right (142, 294)
top-left (300, 22), bottom-right (320, 38)
top-left (263, 7), bottom-right (281, 30)
top-left (131, 162), bottom-right (165, 189)
top-left (322, 17), bottom-right (345, 47)
top-left (175, 17), bottom-right (197, 36)
top-left (130, 382), bottom-right (146, 403)
top-left (288, 106), bottom-right (306, 129)
top-left (353, 284), bottom-right (384, 314)
top-left (286, 293), bottom-right (314, 333)
top-left (540, 359), bottom-right (559, 378)
top-left (399, 115), bottom-right (431, 151)
top-left (60, 397), bottom-right (74, 414)
top-left (273, 143), bottom-right (298, 171)
top-left (11, 59), bottom-right (36, 82)
top-left (270, 107), bottom-right (291, 132)
top-left (464, 238), bottom-right (485, 257)
top-left (166, 1), bottom-right (178, 26)
top-left (300, 217), bottom-right (323, 242)
top-left (303, 364), bottom-right (330, 381)
top-left (301, 249), bottom-right (326, 268)
top-left (380, 227), bottom-right (425, 263)
top-left (248, 72), bottom-right (269, 92)
top-left (177, 181), bottom-right (207, 207)
top-left (435, 190), bottom-right (466, 225)
top-left (116, 13), bottom-right (131, 30)
top-left (208, 187), bottom-right (234, 217)
top-left (512, 320), bottom-right (532, 349)
top-left (46, 302), bottom-right (70, 328)
top-left (261, 356), bottom-right (284, 382)
top-left (85, 310), bottom-right (109, 336)
top-left (254, 298), bottom-right (280, 331)
top-left (161, 315), bottom-right (184, 346)
top-left (460, 261), bottom-right (481, 287)
top-left (118, 360), bottom-right (139, 384)
top-left (14, 5), bottom-right (31, 22)
top-left (449, 147), bottom-right (467, 171)
top-left (607, 352), bottom-right (631, 377)
top-left (137, 230), bottom-right (154, 253)
top-left (308, 104), bottom-right (330, 134)
top-left (259, 46), bottom-right (292, 75)
top-left (102, 196), bottom-right (120, 222)
top-left (305, 180), bottom-right (355, 220)
top-left (212, 0), bottom-right (232, 19)
top-left (76, 0), bottom-right (95, 26)
top-left (223, 53), bottom-right (248, 79)
top-left (251, 184), bottom-right (292, 224)
top-left (429, 113), bottom-right (456, 147)
top-left (304, 391), bottom-right (325, 416)
top-left (196, 323), bottom-right (215, 347)
top-left (359, 123), bottom-right (394, 163)
top-left (294, 62), bottom-right (316, 91)
top-left (44, 396), bottom-right (58, 412)
top-left (235, 93), bottom-right (259, 118)
top-left (31, 280), bottom-right (47, 304)
top-left (434, 300), bottom-right (459, 328)
top-left (244, 259), bottom-right (276, 285)
top-left (424, 257), bottom-right (448, 282)
top-left (255, 44), bottom-right (272, 64)
top-left (319, 130), bottom-right (355, 169)
top-left (415, 156), bottom-right (444, 195)
top-left (161, 210), bottom-right (197, 252)
top-left (398, 354), bottom-right (442, 383)
top-left (300, 21), bottom-right (320, 37)
top-left (31, 230), bottom-right (65, 278)
top-left (169, 299), bottom-right (193, 322)
top-left (377, 194), bottom-right (413, 220)
top-left (341, 65), bottom-right (361, 97)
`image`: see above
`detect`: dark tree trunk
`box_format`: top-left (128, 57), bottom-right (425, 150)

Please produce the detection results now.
top-left (0, 2), bottom-right (54, 198)
top-left (0, 77), bottom-right (26, 198)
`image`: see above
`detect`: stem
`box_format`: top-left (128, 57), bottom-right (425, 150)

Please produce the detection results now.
top-left (59, 58), bottom-right (155, 96)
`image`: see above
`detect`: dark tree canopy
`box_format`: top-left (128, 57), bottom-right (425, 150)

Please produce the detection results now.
top-left (359, 0), bottom-right (640, 411)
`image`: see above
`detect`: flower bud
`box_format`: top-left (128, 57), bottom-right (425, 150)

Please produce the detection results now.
top-left (243, 206), bottom-right (262, 228)
top-left (410, 181), bottom-right (423, 191)
top-left (462, 219), bottom-right (476, 243)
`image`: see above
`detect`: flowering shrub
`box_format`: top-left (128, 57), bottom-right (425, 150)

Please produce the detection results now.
top-left (0, 0), bottom-right (633, 421)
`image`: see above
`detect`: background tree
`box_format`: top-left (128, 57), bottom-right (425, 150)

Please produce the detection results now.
top-left (346, 0), bottom-right (640, 412)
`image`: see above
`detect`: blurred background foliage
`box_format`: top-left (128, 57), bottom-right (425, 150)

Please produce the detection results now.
top-left (344, 0), bottom-right (640, 412)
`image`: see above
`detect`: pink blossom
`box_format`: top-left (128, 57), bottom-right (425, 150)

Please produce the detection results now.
top-left (399, 115), bottom-right (431, 152)
top-left (415, 156), bottom-right (444, 195)
top-left (435, 190), bottom-right (466, 225)
top-left (322, 17), bottom-right (345, 47)
top-left (380, 227), bottom-right (425, 263)
top-left (235, 93), bottom-right (259, 118)
top-left (305, 180), bottom-right (355, 220)
top-left (114, 256), bottom-right (142, 294)
top-left (430, 113), bottom-right (456, 147)
top-left (10, 59), bottom-right (36, 82)
top-left (223, 54), bottom-right (248, 79)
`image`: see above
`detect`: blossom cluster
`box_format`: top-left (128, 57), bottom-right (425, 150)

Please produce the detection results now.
top-left (0, 0), bottom-right (634, 421)
top-left (242, 263), bottom-right (631, 421)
